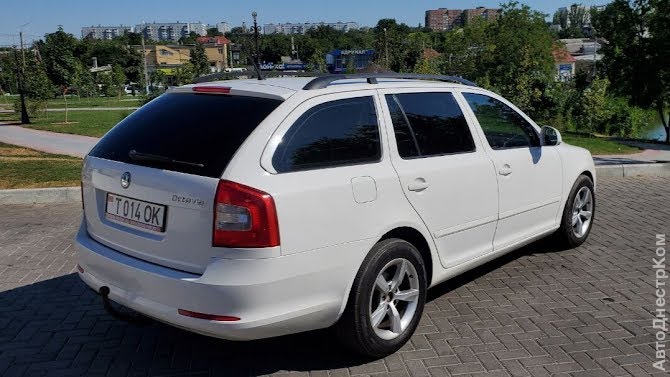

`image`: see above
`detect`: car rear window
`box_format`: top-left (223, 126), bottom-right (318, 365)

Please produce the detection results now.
top-left (89, 93), bottom-right (282, 178)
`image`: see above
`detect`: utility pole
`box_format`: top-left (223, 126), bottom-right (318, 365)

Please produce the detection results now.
top-left (229, 43), bottom-right (234, 68)
top-left (19, 31), bottom-right (26, 69)
top-left (591, 27), bottom-right (597, 81)
top-left (13, 47), bottom-right (30, 124)
top-left (383, 28), bottom-right (389, 69)
top-left (141, 31), bottom-right (150, 94)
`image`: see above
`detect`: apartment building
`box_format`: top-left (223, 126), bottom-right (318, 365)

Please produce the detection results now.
top-left (81, 25), bottom-right (132, 40)
top-left (263, 21), bottom-right (359, 35)
top-left (134, 22), bottom-right (208, 42)
top-left (425, 7), bottom-right (500, 31)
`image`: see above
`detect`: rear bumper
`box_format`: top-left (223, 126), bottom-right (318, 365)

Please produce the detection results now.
top-left (75, 220), bottom-right (370, 340)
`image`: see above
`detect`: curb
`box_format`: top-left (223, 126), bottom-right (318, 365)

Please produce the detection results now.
top-left (0, 187), bottom-right (81, 205)
top-left (595, 162), bottom-right (670, 178)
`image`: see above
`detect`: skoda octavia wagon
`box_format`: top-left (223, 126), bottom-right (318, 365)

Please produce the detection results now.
top-left (76, 74), bottom-right (596, 357)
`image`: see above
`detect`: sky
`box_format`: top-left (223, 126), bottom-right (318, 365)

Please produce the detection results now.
top-left (0, 0), bottom-right (611, 46)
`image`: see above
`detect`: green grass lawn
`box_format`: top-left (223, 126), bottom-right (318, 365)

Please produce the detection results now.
top-left (22, 110), bottom-right (132, 137)
top-left (562, 133), bottom-right (641, 155)
top-left (0, 142), bottom-right (82, 189)
top-left (46, 96), bottom-right (141, 109)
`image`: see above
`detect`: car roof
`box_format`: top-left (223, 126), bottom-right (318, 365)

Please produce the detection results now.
top-left (178, 77), bottom-right (478, 100)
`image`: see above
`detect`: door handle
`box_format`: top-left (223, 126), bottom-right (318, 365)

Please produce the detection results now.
top-left (498, 164), bottom-right (512, 176)
top-left (408, 178), bottom-right (429, 192)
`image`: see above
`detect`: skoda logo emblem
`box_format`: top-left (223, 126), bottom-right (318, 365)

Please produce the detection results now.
top-left (120, 172), bottom-right (131, 189)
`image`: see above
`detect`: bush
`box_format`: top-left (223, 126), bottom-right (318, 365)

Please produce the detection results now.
top-left (539, 81), bottom-right (580, 131)
top-left (13, 98), bottom-right (46, 118)
top-left (605, 97), bottom-right (657, 138)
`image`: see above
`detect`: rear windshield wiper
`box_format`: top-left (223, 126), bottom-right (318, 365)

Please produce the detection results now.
top-left (128, 150), bottom-right (205, 168)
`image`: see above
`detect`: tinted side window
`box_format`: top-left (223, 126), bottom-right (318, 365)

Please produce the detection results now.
top-left (385, 93), bottom-right (475, 158)
top-left (273, 97), bottom-right (380, 173)
top-left (89, 93), bottom-right (281, 178)
top-left (463, 93), bottom-right (540, 150)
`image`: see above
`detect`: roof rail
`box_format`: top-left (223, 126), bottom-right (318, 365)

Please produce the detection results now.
top-left (302, 73), bottom-right (477, 90)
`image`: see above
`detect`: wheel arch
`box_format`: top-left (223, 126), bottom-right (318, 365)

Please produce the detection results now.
top-left (335, 224), bottom-right (438, 322)
top-left (378, 227), bottom-right (434, 287)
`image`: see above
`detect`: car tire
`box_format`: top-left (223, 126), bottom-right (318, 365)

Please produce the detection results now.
top-left (556, 175), bottom-right (595, 248)
top-left (336, 238), bottom-right (427, 358)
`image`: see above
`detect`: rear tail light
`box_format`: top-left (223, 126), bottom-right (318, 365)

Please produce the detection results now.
top-left (213, 180), bottom-right (280, 248)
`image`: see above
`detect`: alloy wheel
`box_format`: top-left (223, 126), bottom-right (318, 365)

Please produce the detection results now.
top-left (572, 186), bottom-right (593, 238)
top-left (369, 258), bottom-right (420, 340)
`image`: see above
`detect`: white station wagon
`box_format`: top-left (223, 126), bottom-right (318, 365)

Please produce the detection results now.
top-left (76, 74), bottom-right (596, 357)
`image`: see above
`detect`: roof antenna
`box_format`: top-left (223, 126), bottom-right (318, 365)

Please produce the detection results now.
top-left (251, 11), bottom-right (264, 80)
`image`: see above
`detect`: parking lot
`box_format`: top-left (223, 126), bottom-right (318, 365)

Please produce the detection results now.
top-left (1, 176), bottom-right (668, 377)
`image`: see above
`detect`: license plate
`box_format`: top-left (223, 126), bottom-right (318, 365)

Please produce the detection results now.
top-left (105, 193), bottom-right (166, 232)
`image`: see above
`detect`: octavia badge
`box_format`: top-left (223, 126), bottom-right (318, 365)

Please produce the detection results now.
top-left (120, 172), bottom-right (131, 189)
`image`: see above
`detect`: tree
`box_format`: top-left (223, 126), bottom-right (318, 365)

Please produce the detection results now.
top-left (577, 77), bottom-right (611, 135)
top-left (207, 28), bottom-right (223, 37)
top-left (38, 27), bottom-right (83, 123)
top-left (477, 2), bottom-right (555, 117)
top-left (190, 42), bottom-right (209, 76)
top-left (441, 18), bottom-right (488, 77)
top-left (173, 62), bottom-right (194, 86)
top-left (149, 69), bottom-right (167, 90)
top-left (76, 39), bottom-right (143, 84)
top-left (594, 0), bottom-right (670, 143)
top-left (23, 53), bottom-right (56, 115)
top-left (178, 31), bottom-right (199, 45)
top-left (77, 69), bottom-right (98, 98)
top-left (0, 53), bottom-right (18, 95)
top-left (564, 4), bottom-right (588, 38)
top-left (373, 19), bottom-right (413, 72)
top-left (414, 56), bottom-right (440, 74)
top-left (111, 64), bottom-right (126, 98)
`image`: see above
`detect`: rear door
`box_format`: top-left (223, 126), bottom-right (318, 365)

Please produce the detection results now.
top-left (256, 90), bottom-right (405, 256)
top-left (379, 89), bottom-right (499, 269)
top-left (82, 92), bottom-right (282, 274)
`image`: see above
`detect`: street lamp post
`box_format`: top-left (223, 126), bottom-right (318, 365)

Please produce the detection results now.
top-left (251, 11), bottom-right (264, 80)
top-left (252, 12), bottom-right (260, 65)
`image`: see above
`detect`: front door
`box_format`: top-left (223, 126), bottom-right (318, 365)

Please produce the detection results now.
top-left (461, 92), bottom-right (562, 250)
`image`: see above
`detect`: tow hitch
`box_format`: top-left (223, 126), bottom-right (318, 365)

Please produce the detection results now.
top-left (98, 286), bottom-right (149, 324)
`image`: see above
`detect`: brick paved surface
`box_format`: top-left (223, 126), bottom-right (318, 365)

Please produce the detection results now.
top-left (0, 177), bottom-right (669, 377)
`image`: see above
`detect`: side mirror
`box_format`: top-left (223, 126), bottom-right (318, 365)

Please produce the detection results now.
top-left (541, 126), bottom-right (562, 146)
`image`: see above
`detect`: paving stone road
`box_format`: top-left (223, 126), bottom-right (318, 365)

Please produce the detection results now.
top-left (0, 177), bottom-right (669, 377)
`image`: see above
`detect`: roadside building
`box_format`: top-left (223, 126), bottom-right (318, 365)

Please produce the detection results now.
top-left (197, 36), bottom-right (231, 72)
top-left (81, 25), bottom-right (132, 40)
top-left (553, 46), bottom-right (576, 81)
top-left (325, 49), bottom-right (374, 73)
top-left (134, 43), bottom-right (229, 76)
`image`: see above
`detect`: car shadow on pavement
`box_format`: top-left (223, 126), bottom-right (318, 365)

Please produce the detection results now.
top-left (0, 273), bottom-right (372, 376)
top-left (0, 237), bottom-right (571, 376)
top-left (427, 236), bottom-right (571, 302)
